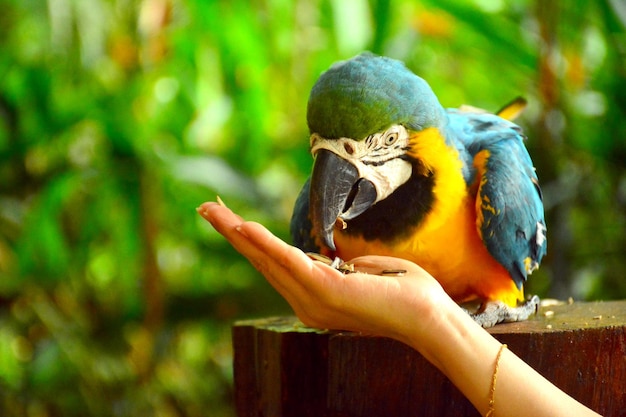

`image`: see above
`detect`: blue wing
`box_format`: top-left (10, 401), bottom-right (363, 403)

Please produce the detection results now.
top-left (290, 177), bottom-right (320, 252)
top-left (448, 110), bottom-right (547, 289)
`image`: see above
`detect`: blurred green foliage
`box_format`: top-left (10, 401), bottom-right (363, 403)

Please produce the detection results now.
top-left (0, 0), bottom-right (625, 415)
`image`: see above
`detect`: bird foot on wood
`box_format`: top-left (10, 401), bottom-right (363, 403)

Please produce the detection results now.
top-left (462, 295), bottom-right (540, 328)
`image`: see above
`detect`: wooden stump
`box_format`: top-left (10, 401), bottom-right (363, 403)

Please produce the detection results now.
top-left (232, 300), bottom-right (626, 417)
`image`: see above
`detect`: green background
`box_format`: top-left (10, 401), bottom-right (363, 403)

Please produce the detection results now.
top-left (1, 0), bottom-right (625, 415)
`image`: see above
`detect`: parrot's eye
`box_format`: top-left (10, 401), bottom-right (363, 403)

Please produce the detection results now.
top-left (384, 132), bottom-right (398, 146)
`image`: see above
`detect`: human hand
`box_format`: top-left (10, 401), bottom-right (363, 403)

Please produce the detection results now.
top-left (197, 201), bottom-right (453, 346)
top-left (197, 201), bottom-right (604, 417)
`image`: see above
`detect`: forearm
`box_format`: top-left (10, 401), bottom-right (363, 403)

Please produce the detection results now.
top-left (404, 298), bottom-right (601, 417)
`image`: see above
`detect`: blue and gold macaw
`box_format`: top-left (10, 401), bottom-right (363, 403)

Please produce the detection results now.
top-left (290, 53), bottom-right (547, 327)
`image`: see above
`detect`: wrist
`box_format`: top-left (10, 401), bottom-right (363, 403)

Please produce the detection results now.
top-left (398, 291), bottom-right (466, 367)
top-left (402, 295), bottom-right (504, 415)
top-left (404, 293), bottom-right (497, 373)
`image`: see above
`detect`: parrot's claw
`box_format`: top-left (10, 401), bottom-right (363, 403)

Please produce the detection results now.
top-left (463, 295), bottom-right (540, 328)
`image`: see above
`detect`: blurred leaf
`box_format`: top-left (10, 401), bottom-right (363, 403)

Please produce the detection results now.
top-left (0, 324), bottom-right (23, 390)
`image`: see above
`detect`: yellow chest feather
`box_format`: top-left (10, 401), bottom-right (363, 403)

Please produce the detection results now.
top-left (332, 128), bottom-right (523, 305)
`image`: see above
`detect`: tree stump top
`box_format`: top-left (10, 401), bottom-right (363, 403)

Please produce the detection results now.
top-left (489, 299), bottom-right (625, 333)
top-left (236, 299), bottom-right (625, 334)
top-left (233, 300), bottom-right (626, 417)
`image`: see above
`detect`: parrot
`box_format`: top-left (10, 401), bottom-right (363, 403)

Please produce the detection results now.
top-left (290, 53), bottom-right (547, 328)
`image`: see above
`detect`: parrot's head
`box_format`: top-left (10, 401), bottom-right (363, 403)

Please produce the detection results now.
top-left (306, 53), bottom-right (448, 250)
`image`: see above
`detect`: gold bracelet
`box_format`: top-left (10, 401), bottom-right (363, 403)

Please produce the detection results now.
top-left (486, 344), bottom-right (507, 417)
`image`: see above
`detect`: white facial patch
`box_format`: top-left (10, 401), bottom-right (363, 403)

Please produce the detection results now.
top-left (310, 125), bottom-right (413, 204)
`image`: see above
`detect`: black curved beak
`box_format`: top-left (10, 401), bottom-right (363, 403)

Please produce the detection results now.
top-left (310, 149), bottom-right (377, 251)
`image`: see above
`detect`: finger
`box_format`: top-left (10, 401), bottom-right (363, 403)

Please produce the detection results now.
top-left (197, 202), bottom-right (298, 287)
top-left (197, 201), bottom-right (243, 231)
top-left (236, 221), bottom-right (319, 275)
top-left (235, 220), bottom-right (349, 299)
top-left (198, 201), bottom-right (342, 288)
top-left (197, 202), bottom-right (321, 314)
top-left (234, 220), bottom-right (365, 326)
